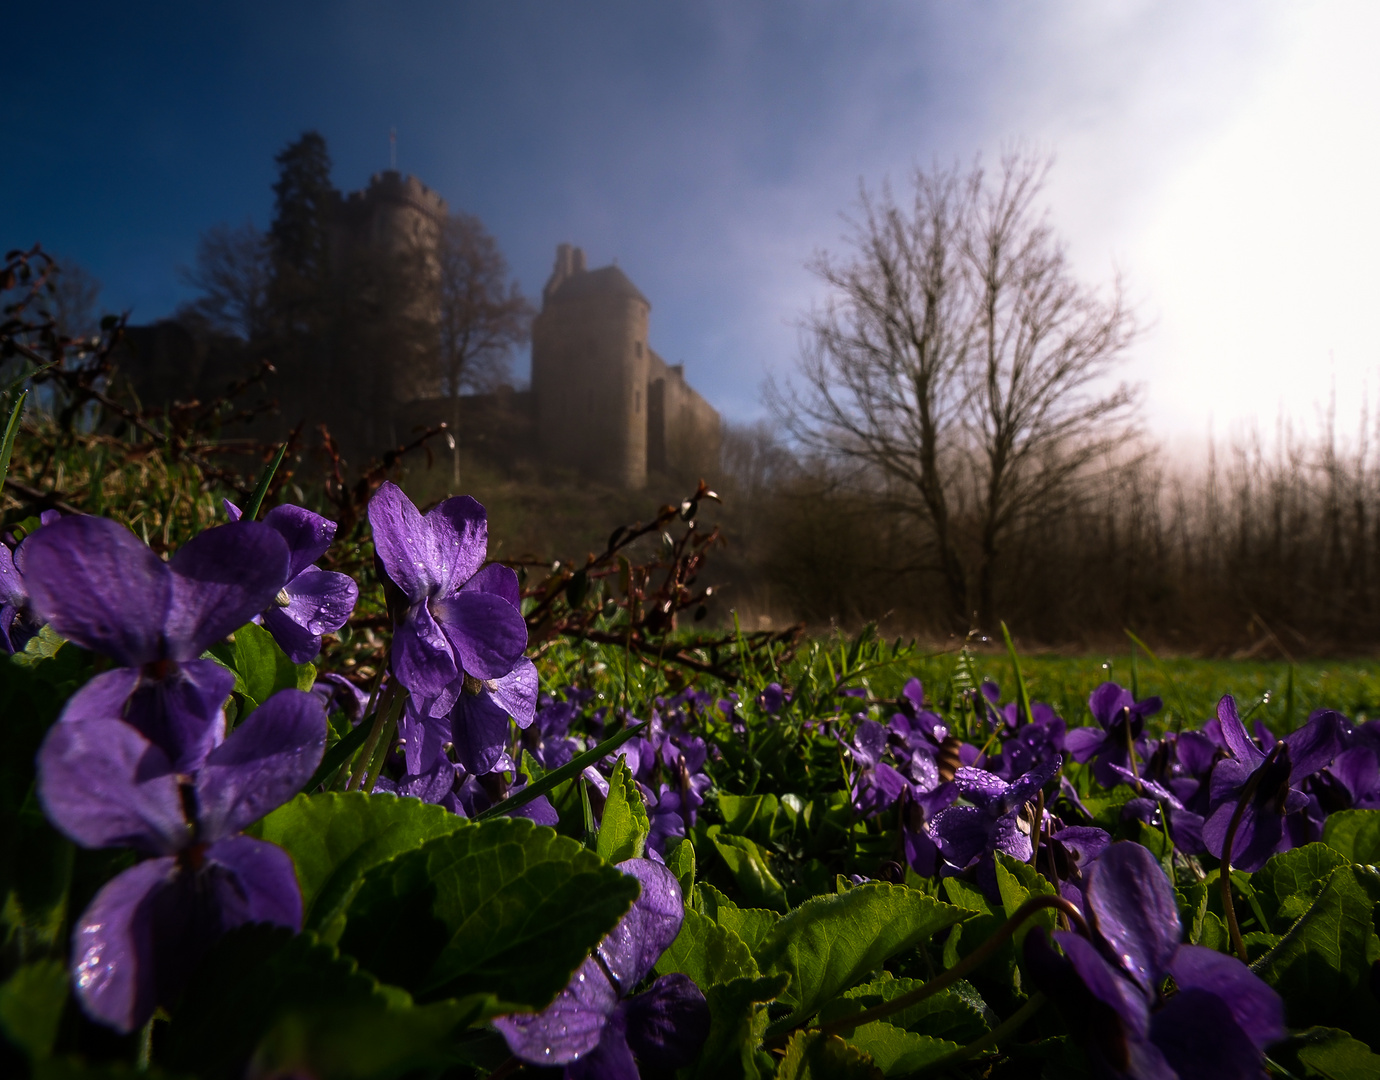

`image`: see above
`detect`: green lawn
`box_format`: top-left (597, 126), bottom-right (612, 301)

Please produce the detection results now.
top-left (830, 645), bottom-right (1380, 734)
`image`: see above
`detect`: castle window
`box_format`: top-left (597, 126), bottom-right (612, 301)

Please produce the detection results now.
top-left (635, 390), bottom-right (641, 413)
top-left (635, 342), bottom-right (643, 358)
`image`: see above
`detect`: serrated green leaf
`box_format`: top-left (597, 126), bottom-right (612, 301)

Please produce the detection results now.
top-left (666, 836), bottom-right (696, 897)
top-left (1255, 844), bottom-right (1351, 932)
top-left (222, 622), bottom-right (315, 713)
top-left (995, 852), bottom-right (1058, 950)
top-left (708, 829), bottom-right (788, 911)
top-left (0, 958), bottom-right (66, 1058)
top-left (818, 972), bottom-right (988, 1042)
top-left (164, 926), bottom-right (414, 1080)
top-left (252, 792), bottom-right (470, 933)
top-left (656, 906), bottom-right (759, 987)
top-left (692, 974), bottom-right (789, 1080)
top-left (718, 793), bottom-right (780, 843)
top-left (1252, 865), bottom-right (1380, 1037)
top-left (757, 883), bottom-right (973, 1026)
top-left (250, 998), bottom-right (497, 1079)
top-left (1294, 1026), bottom-right (1380, 1079)
top-left (696, 882), bottom-right (781, 956)
top-left (1322, 809), bottom-right (1380, 865)
top-left (776, 1030), bottom-right (881, 1080)
top-left (840, 1020), bottom-right (960, 1077)
top-left (339, 817), bottom-right (639, 1008)
top-left (597, 754), bottom-right (649, 862)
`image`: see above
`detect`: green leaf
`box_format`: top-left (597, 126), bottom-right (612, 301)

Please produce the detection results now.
top-left (757, 883), bottom-right (973, 1027)
top-left (818, 973), bottom-right (988, 1042)
top-left (666, 836), bottom-right (696, 897)
top-left (250, 998), bottom-right (498, 1079)
top-left (718, 793), bottom-right (781, 843)
top-left (0, 959), bottom-right (66, 1059)
top-left (597, 754), bottom-right (649, 863)
top-left (695, 883), bottom-right (781, 956)
top-left (303, 717), bottom-right (373, 793)
top-left (656, 907), bottom-right (759, 988)
top-left (251, 792), bottom-right (470, 934)
top-left (840, 1020), bottom-right (961, 1077)
top-left (476, 720), bottom-right (647, 820)
top-left (1255, 844), bottom-right (1350, 932)
top-left (995, 852), bottom-right (1058, 950)
top-left (777, 1030), bottom-right (882, 1080)
top-left (1290, 1027), bottom-right (1380, 1079)
top-left (1322, 809), bottom-right (1380, 864)
top-left (1251, 865), bottom-right (1380, 1038)
top-left (163, 926), bottom-right (419, 1080)
top-left (692, 974), bottom-right (789, 1080)
top-left (339, 817), bottom-right (640, 1008)
top-left (707, 828), bottom-right (788, 912)
top-left (222, 623), bottom-right (315, 713)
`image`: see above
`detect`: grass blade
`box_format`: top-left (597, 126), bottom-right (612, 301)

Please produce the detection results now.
top-left (303, 718), bottom-right (373, 793)
top-left (476, 719), bottom-right (648, 821)
top-left (0, 388), bottom-right (29, 491)
top-left (1000, 621), bottom-right (1033, 727)
top-left (243, 442), bottom-right (288, 520)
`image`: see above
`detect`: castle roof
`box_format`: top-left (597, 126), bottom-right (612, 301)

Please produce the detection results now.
top-left (548, 265), bottom-right (649, 307)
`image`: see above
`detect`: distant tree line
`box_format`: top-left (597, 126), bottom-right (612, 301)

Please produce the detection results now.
top-left (707, 152), bottom-right (1380, 655)
top-left (175, 131), bottom-right (531, 461)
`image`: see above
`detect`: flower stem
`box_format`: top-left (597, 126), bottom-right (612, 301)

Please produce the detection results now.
top-left (904, 992), bottom-right (1046, 1077)
top-left (776, 895), bottom-right (1085, 1046)
top-left (1219, 742), bottom-right (1284, 963)
top-left (347, 681), bottom-right (397, 792)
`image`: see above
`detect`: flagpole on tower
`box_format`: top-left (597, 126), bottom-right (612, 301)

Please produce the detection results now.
top-left (389, 127), bottom-right (397, 171)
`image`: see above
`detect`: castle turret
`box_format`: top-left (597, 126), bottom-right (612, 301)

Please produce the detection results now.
top-left (531, 245), bottom-right (651, 488)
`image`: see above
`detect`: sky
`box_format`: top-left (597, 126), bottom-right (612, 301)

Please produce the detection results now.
top-left (4, 1), bottom-right (1378, 446)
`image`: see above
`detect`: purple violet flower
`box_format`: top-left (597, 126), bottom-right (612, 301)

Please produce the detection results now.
top-left (494, 858), bottom-right (709, 1079)
top-left (224, 501), bottom-right (358, 663)
top-left (1027, 841), bottom-right (1284, 1079)
top-left (368, 482), bottom-right (528, 718)
top-left (929, 756), bottom-right (1061, 897)
top-left (21, 516), bottom-right (290, 772)
top-left (846, 719), bottom-right (909, 816)
top-left (1064, 682), bottom-right (1162, 788)
top-left (37, 689), bottom-right (326, 1033)
top-left (1202, 696), bottom-right (1346, 871)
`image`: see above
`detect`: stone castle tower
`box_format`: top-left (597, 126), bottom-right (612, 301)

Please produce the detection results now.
top-left (531, 244), bottom-right (720, 488)
top-left (331, 171), bottom-right (449, 408)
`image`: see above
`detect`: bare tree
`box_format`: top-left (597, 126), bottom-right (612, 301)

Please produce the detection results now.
top-left (177, 221), bottom-right (272, 341)
top-left (437, 213), bottom-right (532, 398)
top-left (771, 152), bottom-right (1139, 629)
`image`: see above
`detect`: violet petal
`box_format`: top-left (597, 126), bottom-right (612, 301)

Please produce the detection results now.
top-left (622, 973), bottom-right (711, 1070)
top-left (487, 658), bottom-right (539, 729)
top-left (202, 834), bottom-right (303, 930)
top-left (1168, 945), bottom-right (1284, 1051)
top-left (1148, 988), bottom-right (1268, 1080)
top-left (60, 667), bottom-right (142, 723)
top-left (492, 955), bottom-right (617, 1064)
top-left (195, 689), bottom-right (327, 840)
top-left (70, 856), bottom-right (179, 1033)
top-left (128, 658), bottom-right (233, 774)
top-left (22, 516), bottom-right (169, 666)
top-left (567, 1007), bottom-right (640, 1080)
top-left (598, 859), bottom-right (684, 991)
top-left (450, 690), bottom-right (513, 775)
top-left (1084, 841), bottom-right (1181, 995)
top-left (392, 602), bottom-right (460, 714)
top-left (38, 719), bottom-right (188, 854)
top-left (462, 562), bottom-right (521, 607)
top-left (432, 590), bottom-right (528, 681)
top-left (262, 505), bottom-right (336, 578)
top-left (165, 522), bottom-right (291, 658)
top-left (1216, 696), bottom-right (1265, 767)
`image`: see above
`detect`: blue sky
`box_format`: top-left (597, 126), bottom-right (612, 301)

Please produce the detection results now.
top-left (5, 2), bottom-right (1378, 440)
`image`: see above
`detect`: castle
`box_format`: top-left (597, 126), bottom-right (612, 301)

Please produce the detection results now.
top-left (120, 171), bottom-right (720, 489)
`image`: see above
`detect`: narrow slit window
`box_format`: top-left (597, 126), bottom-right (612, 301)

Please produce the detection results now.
top-left (635, 390), bottom-right (641, 413)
